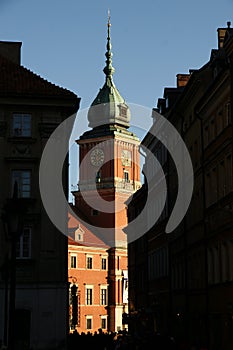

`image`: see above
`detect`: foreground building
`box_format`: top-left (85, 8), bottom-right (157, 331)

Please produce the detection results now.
top-left (68, 16), bottom-right (141, 334)
top-left (0, 41), bottom-right (80, 349)
top-left (127, 23), bottom-right (233, 350)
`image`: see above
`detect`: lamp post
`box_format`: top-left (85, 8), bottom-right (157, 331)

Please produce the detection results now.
top-left (68, 276), bottom-right (78, 331)
top-left (2, 182), bottom-right (26, 350)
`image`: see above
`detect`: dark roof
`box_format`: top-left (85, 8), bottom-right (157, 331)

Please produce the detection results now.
top-left (0, 54), bottom-right (79, 100)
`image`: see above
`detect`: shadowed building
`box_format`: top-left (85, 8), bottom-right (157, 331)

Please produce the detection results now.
top-left (127, 24), bottom-right (233, 350)
top-left (0, 41), bottom-right (80, 349)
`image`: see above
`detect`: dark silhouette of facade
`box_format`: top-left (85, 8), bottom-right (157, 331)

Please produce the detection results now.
top-left (0, 41), bottom-right (80, 349)
top-left (127, 24), bottom-right (233, 350)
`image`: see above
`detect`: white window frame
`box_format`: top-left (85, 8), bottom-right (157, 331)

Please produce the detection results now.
top-left (100, 286), bottom-right (107, 305)
top-left (70, 254), bottom-right (77, 268)
top-left (86, 285), bottom-right (93, 305)
top-left (86, 316), bottom-right (93, 330)
top-left (100, 316), bottom-right (107, 330)
top-left (123, 170), bottom-right (129, 183)
top-left (86, 255), bottom-right (93, 269)
top-left (101, 257), bottom-right (107, 270)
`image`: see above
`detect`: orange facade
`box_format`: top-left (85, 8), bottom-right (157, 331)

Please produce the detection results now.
top-left (68, 214), bottom-right (129, 334)
top-left (68, 236), bottom-right (109, 333)
top-left (69, 130), bottom-right (141, 333)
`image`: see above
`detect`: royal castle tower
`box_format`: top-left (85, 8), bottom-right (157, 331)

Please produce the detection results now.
top-left (72, 14), bottom-right (141, 331)
top-left (73, 14), bottom-right (141, 249)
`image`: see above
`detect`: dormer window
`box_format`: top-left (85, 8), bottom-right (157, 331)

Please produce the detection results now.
top-left (75, 225), bottom-right (84, 242)
top-left (118, 105), bottom-right (127, 118)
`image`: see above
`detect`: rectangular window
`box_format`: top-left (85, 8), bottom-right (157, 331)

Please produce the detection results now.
top-left (100, 288), bottom-right (107, 305)
top-left (87, 256), bottom-right (93, 269)
top-left (12, 170), bottom-right (31, 198)
top-left (124, 170), bottom-right (129, 182)
top-left (86, 288), bottom-right (93, 305)
top-left (13, 113), bottom-right (31, 137)
top-left (16, 227), bottom-right (31, 259)
top-left (101, 258), bottom-right (107, 270)
top-left (101, 318), bottom-right (107, 329)
top-left (71, 255), bottom-right (77, 268)
top-left (86, 317), bottom-right (92, 330)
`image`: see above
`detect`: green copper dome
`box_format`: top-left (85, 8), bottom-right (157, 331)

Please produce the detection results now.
top-left (88, 14), bottom-right (130, 129)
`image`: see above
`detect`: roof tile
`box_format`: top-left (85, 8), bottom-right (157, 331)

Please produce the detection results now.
top-left (0, 54), bottom-right (78, 99)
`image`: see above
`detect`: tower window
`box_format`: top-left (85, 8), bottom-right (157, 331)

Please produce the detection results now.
top-left (123, 170), bottom-right (129, 183)
top-left (118, 105), bottom-right (127, 118)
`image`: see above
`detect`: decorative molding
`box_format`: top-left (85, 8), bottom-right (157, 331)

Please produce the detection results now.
top-left (12, 144), bottom-right (31, 156)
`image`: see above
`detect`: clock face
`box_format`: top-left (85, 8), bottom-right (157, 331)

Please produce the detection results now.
top-left (121, 150), bottom-right (131, 166)
top-left (90, 148), bottom-right (105, 167)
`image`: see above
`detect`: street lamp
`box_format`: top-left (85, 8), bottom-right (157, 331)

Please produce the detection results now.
top-left (1, 182), bottom-right (27, 350)
top-left (68, 276), bottom-right (78, 331)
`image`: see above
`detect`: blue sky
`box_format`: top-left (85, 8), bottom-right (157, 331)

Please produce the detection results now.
top-left (1, 0), bottom-right (233, 109)
top-left (1, 0), bottom-right (233, 199)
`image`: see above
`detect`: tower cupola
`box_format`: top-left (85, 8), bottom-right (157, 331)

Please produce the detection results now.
top-left (88, 12), bottom-right (130, 129)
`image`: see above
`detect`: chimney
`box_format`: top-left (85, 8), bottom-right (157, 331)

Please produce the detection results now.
top-left (217, 22), bottom-right (231, 49)
top-left (0, 41), bottom-right (22, 64)
top-left (176, 73), bottom-right (190, 88)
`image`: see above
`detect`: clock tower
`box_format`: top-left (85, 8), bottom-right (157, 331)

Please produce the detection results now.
top-left (72, 13), bottom-right (141, 332)
top-left (73, 15), bottom-right (141, 248)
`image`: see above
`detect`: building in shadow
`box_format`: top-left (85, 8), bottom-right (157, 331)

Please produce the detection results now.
top-left (127, 23), bottom-right (233, 350)
top-left (0, 41), bottom-right (80, 349)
